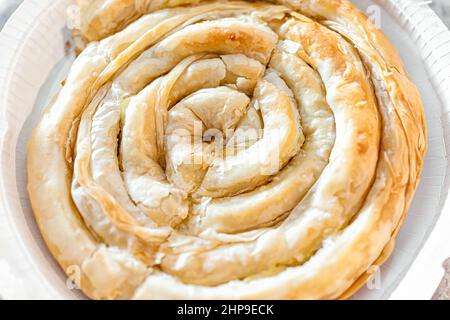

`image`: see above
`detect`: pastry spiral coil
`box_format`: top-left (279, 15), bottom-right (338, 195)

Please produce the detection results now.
top-left (27, 0), bottom-right (427, 299)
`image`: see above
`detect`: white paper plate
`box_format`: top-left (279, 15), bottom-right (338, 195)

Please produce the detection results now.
top-left (0, 0), bottom-right (449, 300)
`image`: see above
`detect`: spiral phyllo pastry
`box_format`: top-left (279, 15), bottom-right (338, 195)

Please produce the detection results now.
top-left (27, 0), bottom-right (427, 299)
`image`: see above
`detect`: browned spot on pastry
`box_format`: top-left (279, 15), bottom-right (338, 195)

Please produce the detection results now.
top-left (356, 133), bottom-right (369, 155)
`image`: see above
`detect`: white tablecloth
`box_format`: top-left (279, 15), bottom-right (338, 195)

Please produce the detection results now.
top-left (431, 0), bottom-right (450, 27)
top-left (0, 0), bottom-right (22, 30)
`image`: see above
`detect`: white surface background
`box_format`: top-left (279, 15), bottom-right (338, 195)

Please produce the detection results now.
top-left (1, 0), bottom-right (450, 29)
top-left (0, 0), bottom-right (21, 29)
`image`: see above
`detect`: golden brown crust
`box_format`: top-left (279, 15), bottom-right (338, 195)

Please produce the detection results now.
top-left (28, 0), bottom-right (427, 299)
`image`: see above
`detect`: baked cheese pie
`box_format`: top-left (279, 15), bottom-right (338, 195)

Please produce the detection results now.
top-left (27, 0), bottom-right (427, 299)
